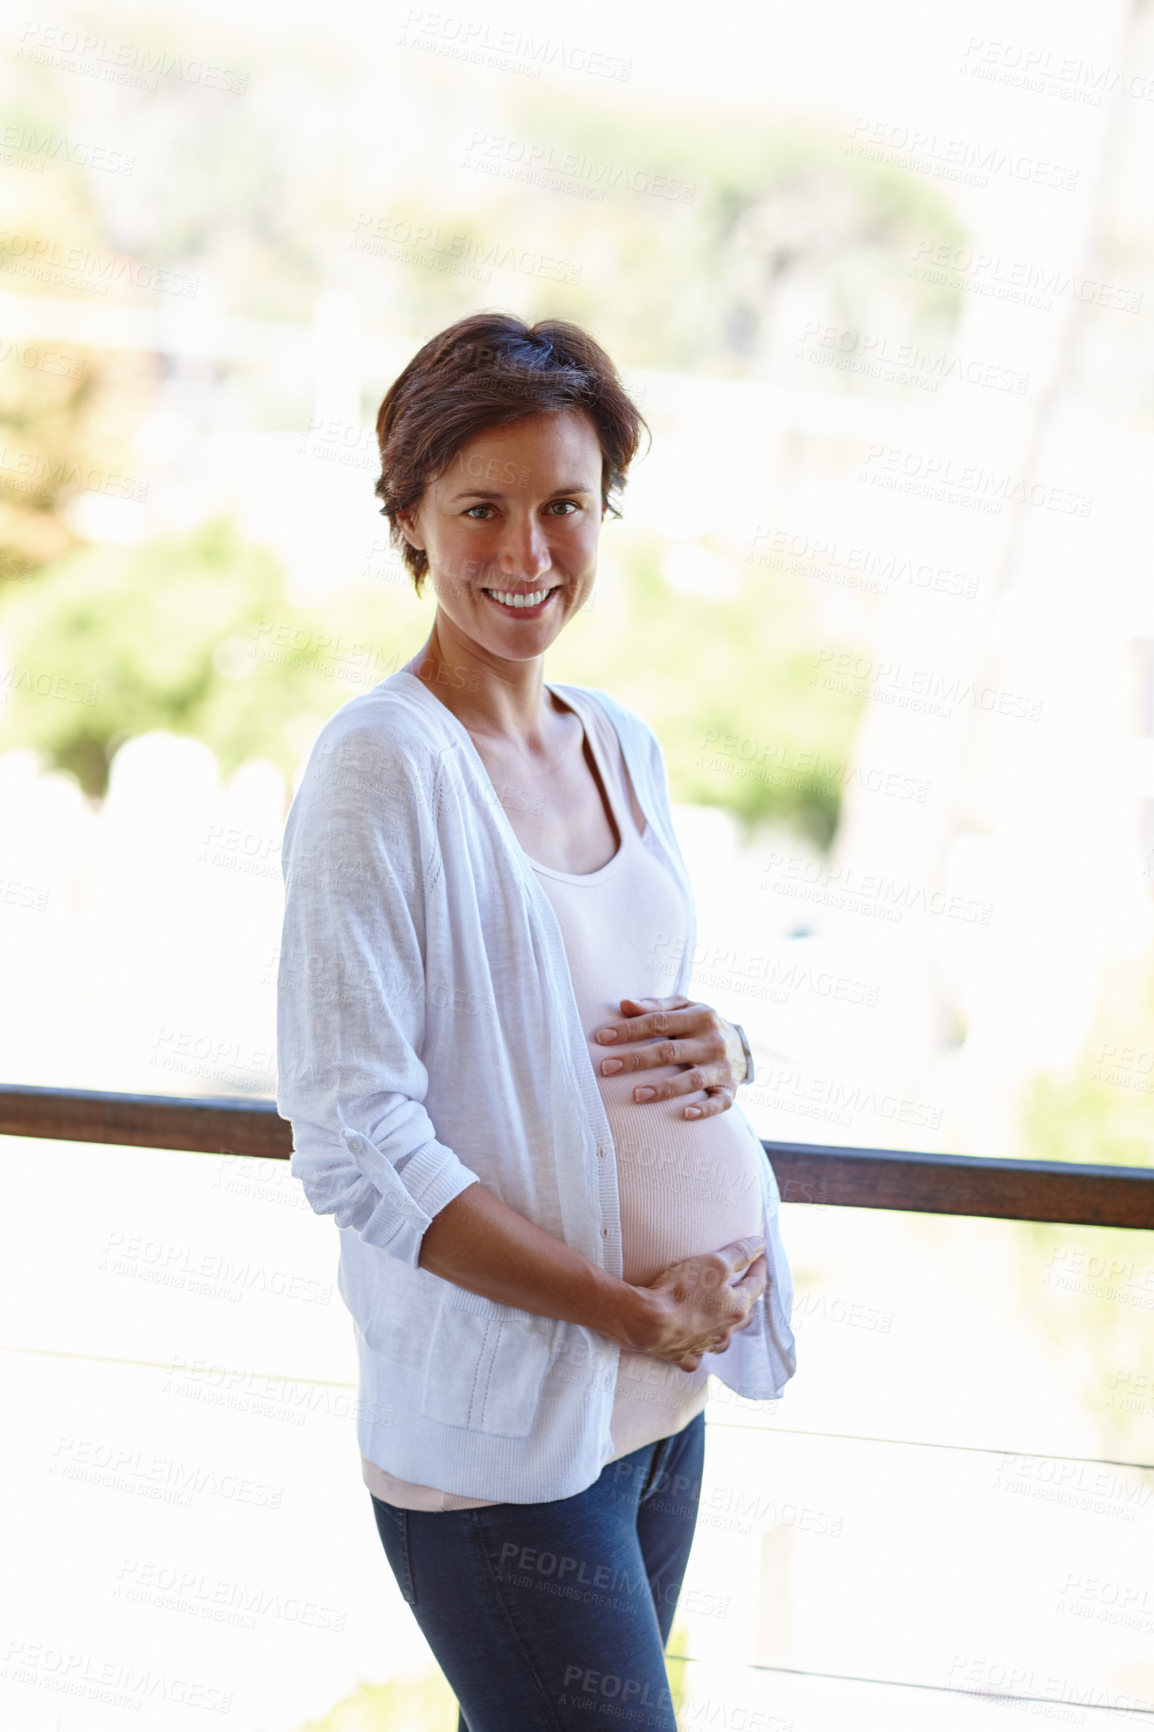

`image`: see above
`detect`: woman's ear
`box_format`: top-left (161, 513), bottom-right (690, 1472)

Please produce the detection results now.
top-left (396, 509), bottom-right (426, 551)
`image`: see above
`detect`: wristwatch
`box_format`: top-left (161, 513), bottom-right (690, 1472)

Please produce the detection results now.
top-left (729, 1021), bottom-right (755, 1088)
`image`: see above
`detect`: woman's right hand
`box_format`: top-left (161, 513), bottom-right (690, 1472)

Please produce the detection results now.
top-left (620, 1236), bottom-right (768, 1371)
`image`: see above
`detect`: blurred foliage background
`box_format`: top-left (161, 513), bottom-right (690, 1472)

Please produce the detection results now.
top-left (0, 2), bottom-right (977, 838)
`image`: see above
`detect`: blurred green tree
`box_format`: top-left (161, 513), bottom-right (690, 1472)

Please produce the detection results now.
top-left (551, 530), bottom-right (865, 845)
top-left (0, 517), bottom-right (423, 798)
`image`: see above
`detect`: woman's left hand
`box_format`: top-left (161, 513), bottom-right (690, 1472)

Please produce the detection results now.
top-left (593, 995), bottom-right (746, 1120)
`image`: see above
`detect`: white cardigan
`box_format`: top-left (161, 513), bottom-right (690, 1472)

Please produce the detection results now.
top-left (275, 669), bottom-right (796, 1503)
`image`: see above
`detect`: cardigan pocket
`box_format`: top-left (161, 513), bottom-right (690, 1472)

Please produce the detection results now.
top-left (420, 1287), bottom-right (557, 1437)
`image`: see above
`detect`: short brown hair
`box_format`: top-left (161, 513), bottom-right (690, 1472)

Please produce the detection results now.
top-left (374, 312), bottom-right (649, 592)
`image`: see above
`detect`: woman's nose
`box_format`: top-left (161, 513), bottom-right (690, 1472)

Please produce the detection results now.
top-left (496, 514), bottom-right (552, 580)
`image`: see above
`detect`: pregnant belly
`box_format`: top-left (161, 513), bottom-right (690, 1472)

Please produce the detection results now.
top-left (598, 1060), bottom-right (766, 1288)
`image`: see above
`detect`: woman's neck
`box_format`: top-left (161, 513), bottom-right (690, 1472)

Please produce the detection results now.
top-left (404, 618), bottom-right (557, 750)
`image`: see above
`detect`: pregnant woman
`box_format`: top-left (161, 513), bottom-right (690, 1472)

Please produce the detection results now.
top-left (276, 313), bottom-right (796, 1730)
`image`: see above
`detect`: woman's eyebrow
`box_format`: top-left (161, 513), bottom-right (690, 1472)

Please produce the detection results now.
top-left (448, 483), bottom-right (596, 502)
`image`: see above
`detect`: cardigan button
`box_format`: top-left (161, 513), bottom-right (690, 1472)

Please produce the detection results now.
top-left (601, 1226), bottom-right (609, 1239)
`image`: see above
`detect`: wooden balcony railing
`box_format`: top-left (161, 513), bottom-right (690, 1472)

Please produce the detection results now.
top-left (2, 1084), bottom-right (1152, 1230)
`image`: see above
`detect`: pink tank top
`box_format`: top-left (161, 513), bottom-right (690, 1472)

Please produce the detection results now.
top-left (362, 689), bottom-right (765, 1509)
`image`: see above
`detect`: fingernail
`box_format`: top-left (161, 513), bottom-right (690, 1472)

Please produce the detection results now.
top-left (634, 1086), bottom-right (656, 1102)
top-left (601, 1058), bottom-right (623, 1075)
top-left (596, 1028), bottom-right (618, 1043)
top-left (685, 1105), bottom-right (702, 1118)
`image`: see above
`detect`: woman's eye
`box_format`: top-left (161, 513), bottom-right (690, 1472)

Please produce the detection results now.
top-left (465, 501), bottom-right (578, 519)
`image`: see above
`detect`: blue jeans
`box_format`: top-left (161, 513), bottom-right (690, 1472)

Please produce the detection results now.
top-left (369, 1409), bottom-right (706, 1731)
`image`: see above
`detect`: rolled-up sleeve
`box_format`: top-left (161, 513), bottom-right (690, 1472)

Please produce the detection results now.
top-left (275, 721), bottom-right (480, 1265)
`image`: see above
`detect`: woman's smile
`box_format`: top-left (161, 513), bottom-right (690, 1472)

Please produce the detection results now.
top-left (480, 584), bottom-right (562, 618)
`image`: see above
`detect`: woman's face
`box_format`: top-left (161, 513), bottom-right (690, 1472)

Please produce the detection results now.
top-left (399, 408), bottom-right (605, 664)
